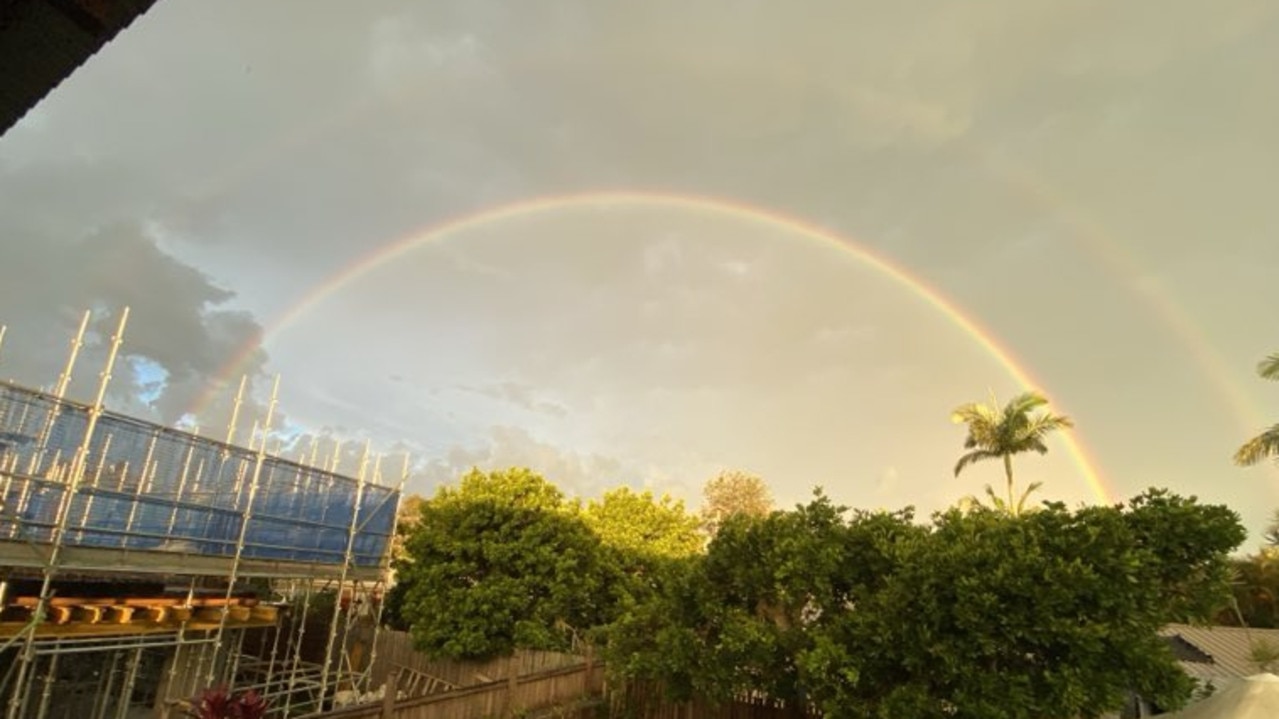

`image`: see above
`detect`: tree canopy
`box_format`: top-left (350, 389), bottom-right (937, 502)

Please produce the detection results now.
top-left (389, 462), bottom-right (1246, 718)
top-left (392, 470), bottom-right (706, 659)
top-left (608, 489), bottom-right (1245, 719)
top-left (581, 487), bottom-right (703, 561)
top-left (699, 469), bottom-right (774, 535)
top-left (394, 468), bottom-right (612, 659)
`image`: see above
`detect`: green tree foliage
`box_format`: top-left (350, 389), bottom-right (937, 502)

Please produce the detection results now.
top-left (582, 487), bottom-right (703, 560)
top-left (611, 489), bottom-right (1245, 719)
top-left (581, 487), bottom-right (703, 592)
top-left (810, 491), bottom-right (1242, 718)
top-left (1220, 550), bottom-right (1279, 629)
top-left (382, 493), bottom-right (427, 630)
top-left (578, 487), bottom-right (705, 649)
top-left (951, 391), bottom-right (1073, 516)
top-left (699, 470), bottom-right (774, 536)
top-left (1211, 512), bottom-right (1279, 629)
top-left (607, 491), bottom-right (923, 710)
top-left (389, 493), bottom-right (427, 566)
top-left (395, 468), bottom-right (613, 660)
top-left (1235, 353), bottom-right (1279, 466)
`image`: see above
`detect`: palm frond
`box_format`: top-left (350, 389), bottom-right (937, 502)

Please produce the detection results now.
top-left (1235, 424), bottom-right (1279, 467)
top-left (1260, 353), bottom-right (1279, 381)
top-left (954, 449), bottom-right (1001, 477)
top-left (983, 485), bottom-right (1008, 511)
top-left (1265, 510), bottom-right (1279, 548)
top-left (1025, 439), bottom-right (1050, 455)
top-left (951, 402), bottom-right (999, 427)
top-left (1026, 413), bottom-right (1074, 433)
top-left (1015, 481), bottom-right (1044, 515)
top-left (1005, 391), bottom-right (1050, 417)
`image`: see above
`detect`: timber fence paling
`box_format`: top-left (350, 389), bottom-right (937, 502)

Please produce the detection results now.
top-left (305, 659), bottom-right (604, 719)
top-left (367, 630), bottom-right (585, 688)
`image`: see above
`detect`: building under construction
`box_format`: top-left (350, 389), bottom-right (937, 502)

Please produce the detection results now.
top-left (0, 310), bottom-right (404, 719)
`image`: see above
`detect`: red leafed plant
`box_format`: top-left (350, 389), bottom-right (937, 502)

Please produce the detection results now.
top-left (188, 686), bottom-right (268, 719)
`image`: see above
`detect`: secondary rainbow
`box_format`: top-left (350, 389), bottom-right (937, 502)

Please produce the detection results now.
top-left (177, 61), bottom-right (1268, 445)
top-left (192, 190), bottom-right (1114, 503)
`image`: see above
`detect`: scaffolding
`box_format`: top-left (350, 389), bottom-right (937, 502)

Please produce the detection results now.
top-left (0, 311), bottom-right (405, 719)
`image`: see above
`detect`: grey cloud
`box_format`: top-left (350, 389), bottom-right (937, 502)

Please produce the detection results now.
top-left (0, 221), bottom-right (268, 424)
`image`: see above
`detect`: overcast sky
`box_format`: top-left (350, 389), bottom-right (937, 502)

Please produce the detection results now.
top-left (1, 0), bottom-right (1277, 541)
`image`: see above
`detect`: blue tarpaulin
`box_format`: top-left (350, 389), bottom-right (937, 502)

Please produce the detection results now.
top-left (0, 383), bottom-right (397, 567)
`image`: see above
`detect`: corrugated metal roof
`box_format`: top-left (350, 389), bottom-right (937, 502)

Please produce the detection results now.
top-left (1162, 624), bottom-right (1279, 683)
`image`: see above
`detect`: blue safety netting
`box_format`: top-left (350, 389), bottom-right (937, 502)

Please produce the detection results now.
top-left (0, 383), bottom-right (398, 568)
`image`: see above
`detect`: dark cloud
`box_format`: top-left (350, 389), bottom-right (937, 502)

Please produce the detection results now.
top-left (0, 221), bottom-right (267, 423)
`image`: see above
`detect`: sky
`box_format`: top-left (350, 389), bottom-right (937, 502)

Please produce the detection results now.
top-left (1, 0), bottom-right (1277, 542)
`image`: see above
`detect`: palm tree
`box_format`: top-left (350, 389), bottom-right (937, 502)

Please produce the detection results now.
top-left (1235, 353), bottom-right (1279, 467)
top-left (951, 390), bottom-right (1074, 516)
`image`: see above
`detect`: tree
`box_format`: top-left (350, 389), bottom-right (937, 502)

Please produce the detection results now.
top-left (579, 487), bottom-right (704, 646)
top-left (610, 487), bottom-right (1246, 719)
top-left (699, 470), bottom-right (774, 535)
top-left (395, 468), bottom-right (613, 660)
top-left (383, 493), bottom-right (428, 630)
top-left (1215, 511), bottom-right (1279, 629)
top-left (951, 391), bottom-right (1073, 516)
top-left (608, 490), bottom-right (912, 714)
top-left (1267, 510), bottom-right (1279, 547)
top-left (581, 487), bottom-right (703, 560)
top-left (1221, 551), bottom-right (1279, 629)
top-left (798, 491), bottom-right (1244, 718)
top-left (1234, 353), bottom-right (1279, 467)
top-left (390, 492), bottom-right (426, 562)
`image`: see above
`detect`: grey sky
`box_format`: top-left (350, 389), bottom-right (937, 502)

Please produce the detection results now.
top-left (1, 0), bottom-right (1277, 541)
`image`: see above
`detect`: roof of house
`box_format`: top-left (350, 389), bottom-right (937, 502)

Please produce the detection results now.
top-left (1157, 673), bottom-right (1279, 719)
top-left (1161, 624), bottom-right (1279, 684)
top-left (1, 0), bottom-right (159, 137)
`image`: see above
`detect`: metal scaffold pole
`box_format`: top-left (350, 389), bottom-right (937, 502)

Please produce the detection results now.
top-left (225, 375), bottom-right (247, 446)
top-left (209, 374), bottom-right (280, 687)
top-left (282, 582), bottom-right (314, 719)
top-left (7, 307), bottom-right (129, 719)
top-left (52, 310), bottom-right (90, 400)
top-left (327, 439), bottom-right (343, 474)
top-left (28, 310), bottom-right (90, 476)
top-left (7, 308), bottom-right (129, 719)
top-left (0, 311), bottom-right (409, 719)
top-left (318, 439), bottom-right (371, 703)
top-left (113, 645), bottom-right (144, 719)
top-left (363, 453), bottom-right (411, 696)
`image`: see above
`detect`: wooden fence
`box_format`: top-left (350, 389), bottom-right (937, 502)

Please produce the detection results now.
top-left (315, 632), bottom-right (811, 718)
top-left (308, 660), bottom-right (604, 719)
top-left (367, 631), bottom-right (585, 689)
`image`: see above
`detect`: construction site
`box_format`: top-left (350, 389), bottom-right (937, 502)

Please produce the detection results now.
top-left (0, 309), bottom-right (405, 719)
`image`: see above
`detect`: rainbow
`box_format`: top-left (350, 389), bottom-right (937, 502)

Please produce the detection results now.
top-left (172, 54), bottom-right (1268, 444)
top-left (968, 150), bottom-right (1273, 444)
top-left (191, 190), bottom-right (1114, 502)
